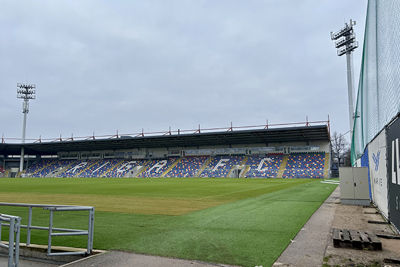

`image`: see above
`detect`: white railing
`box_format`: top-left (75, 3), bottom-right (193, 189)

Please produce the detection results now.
top-left (0, 214), bottom-right (21, 267)
top-left (0, 203), bottom-right (94, 257)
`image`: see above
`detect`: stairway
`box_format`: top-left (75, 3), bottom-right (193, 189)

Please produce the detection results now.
top-left (135, 160), bottom-right (150, 177)
top-left (196, 157), bottom-right (212, 177)
top-left (240, 156), bottom-right (248, 166)
top-left (323, 153), bottom-right (330, 178)
top-left (48, 162), bottom-right (75, 177)
top-left (240, 165), bottom-right (251, 178)
top-left (227, 156), bottom-right (248, 178)
top-left (31, 161), bottom-right (56, 177)
top-left (75, 161), bottom-right (98, 177)
top-left (277, 155), bottom-right (289, 178)
top-left (102, 160), bottom-right (124, 177)
top-left (162, 158), bottom-right (182, 177)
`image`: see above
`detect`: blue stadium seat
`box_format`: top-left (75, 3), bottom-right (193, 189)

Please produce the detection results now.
top-left (282, 152), bottom-right (325, 178)
top-left (166, 156), bottom-right (208, 177)
top-left (245, 154), bottom-right (283, 178)
top-left (139, 158), bottom-right (178, 177)
top-left (105, 159), bottom-right (148, 177)
top-left (200, 155), bottom-right (245, 177)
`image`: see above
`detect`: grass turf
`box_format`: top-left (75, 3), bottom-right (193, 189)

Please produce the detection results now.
top-left (0, 178), bottom-right (336, 267)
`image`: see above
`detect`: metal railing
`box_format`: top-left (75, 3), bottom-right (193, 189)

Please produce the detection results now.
top-left (0, 203), bottom-right (94, 256)
top-left (1, 118), bottom-right (331, 143)
top-left (0, 214), bottom-right (21, 267)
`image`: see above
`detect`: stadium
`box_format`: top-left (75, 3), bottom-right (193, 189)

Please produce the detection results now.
top-left (0, 121), bottom-right (331, 179)
top-left (1, 0), bottom-right (400, 267)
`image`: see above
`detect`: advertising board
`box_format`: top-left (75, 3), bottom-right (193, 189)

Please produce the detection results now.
top-left (387, 116), bottom-right (400, 231)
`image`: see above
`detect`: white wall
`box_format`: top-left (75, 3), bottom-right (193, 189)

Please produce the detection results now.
top-left (368, 129), bottom-right (389, 218)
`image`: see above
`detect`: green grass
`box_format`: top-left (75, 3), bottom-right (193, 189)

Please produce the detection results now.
top-left (0, 178), bottom-right (336, 267)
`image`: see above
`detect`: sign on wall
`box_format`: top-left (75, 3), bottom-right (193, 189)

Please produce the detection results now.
top-left (368, 130), bottom-right (388, 218)
top-left (387, 116), bottom-right (400, 231)
top-left (361, 147), bottom-right (372, 200)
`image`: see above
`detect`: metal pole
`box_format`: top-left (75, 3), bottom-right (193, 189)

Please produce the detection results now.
top-left (19, 99), bottom-right (28, 172)
top-left (87, 208), bottom-right (94, 254)
top-left (27, 207), bottom-right (32, 246)
top-left (17, 83), bottom-right (35, 173)
top-left (8, 217), bottom-right (15, 267)
top-left (331, 20), bottom-right (358, 141)
top-left (346, 52), bottom-right (355, 138)
top-left (48, 210), bottom-right (53, 255)
top-left (15, 217), bottom-right (21, 267)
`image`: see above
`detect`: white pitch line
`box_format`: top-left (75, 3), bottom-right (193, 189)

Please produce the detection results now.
top-left (320, 180), bottom-right (340, 184)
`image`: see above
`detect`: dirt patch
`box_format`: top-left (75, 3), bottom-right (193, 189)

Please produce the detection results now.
top-left (324, 204), bottom-right (400, 267)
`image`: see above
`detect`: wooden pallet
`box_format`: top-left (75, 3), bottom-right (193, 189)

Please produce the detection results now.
top-left (332, 228), bottom-right (382, 250)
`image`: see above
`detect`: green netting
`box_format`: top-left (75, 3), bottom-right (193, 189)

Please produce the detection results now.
top-left (351, 0), bottom-right (400, 165)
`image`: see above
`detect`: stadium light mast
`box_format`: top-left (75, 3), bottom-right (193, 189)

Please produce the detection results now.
top-left (331, 19), bottom-right (358, 139)
top-left (17, 83), bottom-right (36, 172)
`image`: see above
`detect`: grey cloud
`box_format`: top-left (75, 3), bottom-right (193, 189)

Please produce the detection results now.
top-left (0, 0), bottom-right (367, 141)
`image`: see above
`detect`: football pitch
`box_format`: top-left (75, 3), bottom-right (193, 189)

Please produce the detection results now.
top-left (0, 178), bottom-right (337, 267)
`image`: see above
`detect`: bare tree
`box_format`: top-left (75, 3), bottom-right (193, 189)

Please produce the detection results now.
top-left (343, 147), bottom-right (352, 167)
top-left (331, 131), bottom-right (350, 166)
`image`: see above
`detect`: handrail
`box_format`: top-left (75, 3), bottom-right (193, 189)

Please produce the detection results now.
top-left (0, 203), bottom-right (94, 257)
top-left (0, 214), bottom-right (21, 267)
top-left (0, 202), bottom-right (92, 209)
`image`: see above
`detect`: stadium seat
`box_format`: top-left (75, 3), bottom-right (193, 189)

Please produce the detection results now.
top-left (22, 152), bottom-right (326, 179)
top-left (245, 154), bottom-right (283, 178)
top-left (78, 159), bottom-right (122, 177)
top-left (139, 158), bottom-right (178, 177)
top-left (200, 155), bottom-right (245, 177)
top-left (165, 156), bottom-right (208, 177)
top-left (105, 159), bottom-right (148, 177)
top-left (26, 159), bottom-right (74, 177)
top-left (282, 152), bottom-right (325, 178)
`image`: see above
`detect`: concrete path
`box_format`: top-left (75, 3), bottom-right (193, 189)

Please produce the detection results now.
top-left (0, 257), bottom-right (57, 267)
top-left (272, 186), bottom-right (340, 267)
top-left (61, 251), bottom-right (238, 267)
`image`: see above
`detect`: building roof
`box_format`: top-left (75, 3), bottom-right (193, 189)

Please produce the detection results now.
top-left (0, 125), bottom-right (330, 156)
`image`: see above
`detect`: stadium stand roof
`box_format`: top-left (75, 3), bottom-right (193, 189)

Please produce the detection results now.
top-left (0, 125), bottom-right (330, 156)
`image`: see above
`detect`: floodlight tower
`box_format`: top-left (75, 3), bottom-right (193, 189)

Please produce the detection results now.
top-left (17, 83), bottom-right (36, 172)
top-left (331, 20), bottom-right (358, 139)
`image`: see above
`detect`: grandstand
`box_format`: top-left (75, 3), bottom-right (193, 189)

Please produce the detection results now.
top-left (0, 122), bottom-right (331, 179)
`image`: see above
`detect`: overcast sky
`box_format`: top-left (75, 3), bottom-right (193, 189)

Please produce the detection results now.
top-left (0, 0), bottom-right (367, 143)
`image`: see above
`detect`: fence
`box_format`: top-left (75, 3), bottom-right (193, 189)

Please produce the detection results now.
top-left (0, 203), bottom-right (94, 257)
top-left (0, 214), bottom-right (21, 267)
top-left (352, 0), bottom-right (400, 164)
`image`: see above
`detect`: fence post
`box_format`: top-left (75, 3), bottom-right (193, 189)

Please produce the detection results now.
top-left (48, 210), bottom-right (53, 255)
top-left (8, 217), bottom-right (15, 267)
top-left (15, 217), bottom-right (21, 267)
top-left (87, 208), bottom-right (95, 254)
top-left (27, 206), bottom-right (32, 246)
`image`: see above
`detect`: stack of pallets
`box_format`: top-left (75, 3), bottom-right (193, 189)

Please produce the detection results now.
top-left (332, 228), bottom-right (382, 250)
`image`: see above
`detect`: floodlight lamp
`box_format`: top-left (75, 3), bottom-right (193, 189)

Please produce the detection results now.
top-left (331, 26), bottom-right (352, 40)
top-left (335, 34), bottom-right (356, 48)
top-left (337, 41), bottom-right (358, 56)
